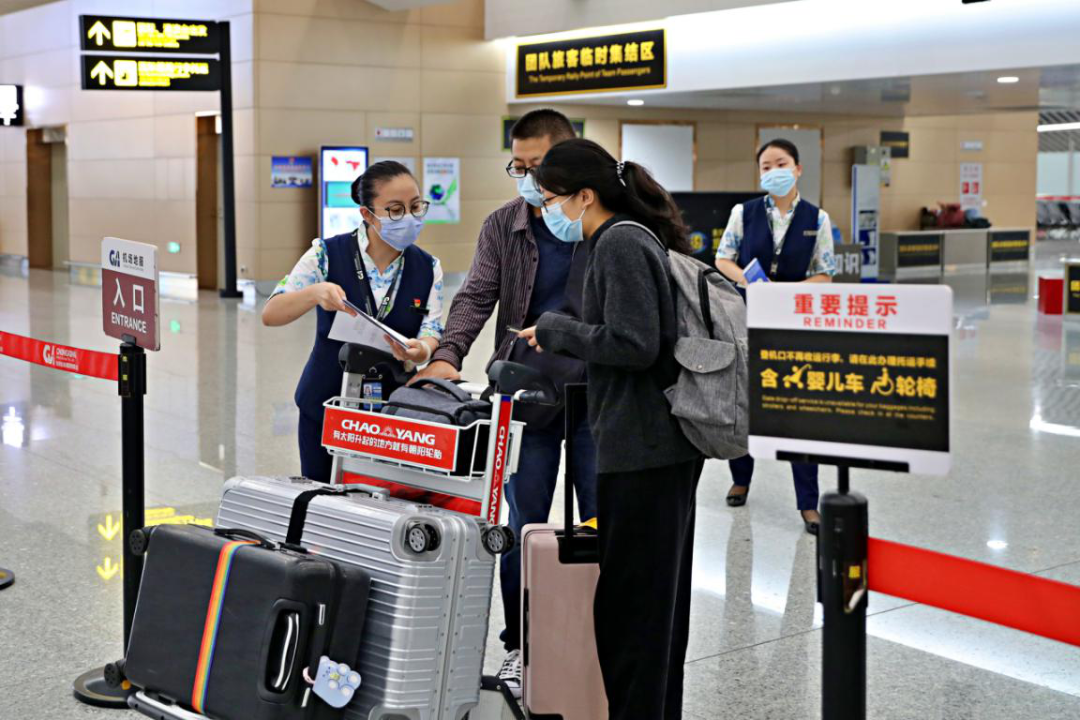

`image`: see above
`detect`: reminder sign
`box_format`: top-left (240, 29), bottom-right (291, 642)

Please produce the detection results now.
top-left (80, 15), bottom-right (220, 54)
top-left (81, 55), bottom-right (220, 91)
top-left (516, 29), bottom-right (666, 97)
top-left (102, 237), bottom-right (160, 351)
top-left (747, 284), bottom-right (952, 475)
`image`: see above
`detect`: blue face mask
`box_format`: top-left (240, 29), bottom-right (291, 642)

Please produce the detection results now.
top-left (542, 196), bottom-right (586, 243)
top-left (516, 173), bottom-right (544, 207)
top-left (760, 168), bottom-right (798, 197)
top-left (370, 214), bottom-right (424, 252)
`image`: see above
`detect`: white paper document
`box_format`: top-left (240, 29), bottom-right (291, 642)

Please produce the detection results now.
top-left (328, 303), bottom-right (411, 354)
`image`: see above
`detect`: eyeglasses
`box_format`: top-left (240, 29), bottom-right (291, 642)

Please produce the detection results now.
top-left (367, 200), bottom-right (431, 221)
top-left (505, 162), bottom-right (537, 179)
top-left (540, 193), bottom-right (572, 213)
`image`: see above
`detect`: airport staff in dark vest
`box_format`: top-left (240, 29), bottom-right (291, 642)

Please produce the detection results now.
top-left (715, 138), bottom-right (837, 534)
top-left (262, 161), bottom-right (444, 482)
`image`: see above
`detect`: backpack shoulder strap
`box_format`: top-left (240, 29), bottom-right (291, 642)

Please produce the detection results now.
top-left (609, 220), bottom-right (667, 254)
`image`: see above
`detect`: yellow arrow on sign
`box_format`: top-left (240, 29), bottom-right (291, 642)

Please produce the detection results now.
top-left (87, 20), bottom-right (111, 46)
top-left (96, 557), bottom-right (120, 582)
top-left (97, 514), bottom-right (121, 542)
top-left (90, 61), bottom-right (114, 86)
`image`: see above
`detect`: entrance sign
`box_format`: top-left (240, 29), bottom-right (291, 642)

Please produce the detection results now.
top-left (747, 283), bottom-right (952, 475)
top-left (515, 29), bottom-right (666, 98)
top-left (102, 237), bottom-right (160, 351)
top-left (80, 15), bottom-right (220, 54)
top-left (81, 56), bottom-right (220, 91)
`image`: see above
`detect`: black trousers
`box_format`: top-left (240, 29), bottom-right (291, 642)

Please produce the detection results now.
top-left (594, 457), bottom-right (702, 720)
top-left (298, 413), bottom-right (333, 483)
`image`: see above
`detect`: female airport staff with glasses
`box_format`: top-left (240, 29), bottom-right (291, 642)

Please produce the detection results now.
top-left (715, 138), bottom-right (836, 534)
top-left (262, 161), bottom-right (445, 482)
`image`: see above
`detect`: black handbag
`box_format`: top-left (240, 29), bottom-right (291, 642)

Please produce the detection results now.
top-left (506, 337), bottom-right (587, 429)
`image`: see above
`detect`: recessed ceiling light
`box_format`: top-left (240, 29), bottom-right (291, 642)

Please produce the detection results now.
top-left (997, 76), bottom-right (1020, 84)
top-left (627, 99), bottom-right (645, 106)
top-left (986, 540), bottom-right (1008, 550)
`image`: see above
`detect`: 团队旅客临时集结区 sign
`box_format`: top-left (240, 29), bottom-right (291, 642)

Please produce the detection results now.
top-left (515, 29), bottom-right (665, 98)
top-left (747, 283), bottom-right (952, 475)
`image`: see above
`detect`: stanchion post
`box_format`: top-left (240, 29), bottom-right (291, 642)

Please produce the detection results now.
top-left (119, 342), bottom-right (147, 643)
top-left (820, 463), bottom-right (868, 720)
top-left (73, 341), bottom-right (148, 708)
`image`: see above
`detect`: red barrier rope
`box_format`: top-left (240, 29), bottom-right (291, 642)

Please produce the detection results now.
top-left (868, 538), bottom-right (1080, 647)
top-left (0, 331), bottom-right (118, 382)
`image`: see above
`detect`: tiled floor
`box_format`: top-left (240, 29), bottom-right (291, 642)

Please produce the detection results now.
top-left (2, 245), bottom-right (1080, 719)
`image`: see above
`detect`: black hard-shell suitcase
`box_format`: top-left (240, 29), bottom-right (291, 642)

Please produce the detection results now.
top-left (122, 524), bottom-right (371, 720)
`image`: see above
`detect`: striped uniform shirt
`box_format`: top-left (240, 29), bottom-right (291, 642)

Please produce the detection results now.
top-left (431, 197), bottom-right (540, 370)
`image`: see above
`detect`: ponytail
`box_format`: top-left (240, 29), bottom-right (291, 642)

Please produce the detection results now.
top-left (619, 161), bottom-right (691, 255)
top-left (534, 139), bottom-right (691, 255)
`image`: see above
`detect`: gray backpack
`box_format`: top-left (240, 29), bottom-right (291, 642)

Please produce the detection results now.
top-left (613, 222), bottom-right (750, 459)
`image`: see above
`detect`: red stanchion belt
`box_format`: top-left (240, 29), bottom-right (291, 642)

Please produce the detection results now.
top-left (0, 331), bottom-right (119, 381)
top-left (868, 538), bottom-right (1080, 647)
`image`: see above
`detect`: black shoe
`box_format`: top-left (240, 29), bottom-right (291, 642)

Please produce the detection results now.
top-left (801, 510), bottom-right (820, 535)
top-left (726, 487), bottom-right (749, 507)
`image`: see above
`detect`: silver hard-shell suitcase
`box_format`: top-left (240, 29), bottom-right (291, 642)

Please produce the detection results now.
top-left (216, 476), bottom-right (495, 720)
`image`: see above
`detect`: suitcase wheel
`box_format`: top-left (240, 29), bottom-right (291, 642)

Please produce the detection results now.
top-left (482, 526), bottom-right (516, 555)
top-left (129, 528), bottom-right (151, 557)
top-left (103, 659), bottom-right (126, 688)
top-left (405, 522), bottom-right (441, 554)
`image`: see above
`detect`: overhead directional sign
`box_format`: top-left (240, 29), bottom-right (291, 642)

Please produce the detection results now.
top-left (80, 15), bottom-right (220, 54)
top-left (81, 55), bottom-right (220, 92)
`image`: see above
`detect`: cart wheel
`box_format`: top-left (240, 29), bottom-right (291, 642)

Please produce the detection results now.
top-left (129, 529), bottom-right (150, 557)
top-left (483, 526), bottom-right (516, 555)
top-left (405, 523), bottom-right (441, 555)
top-left (103, 659), bottom-right (126, 688)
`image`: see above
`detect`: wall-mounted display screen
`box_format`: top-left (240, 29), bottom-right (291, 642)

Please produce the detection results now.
top-left (320, 146), bottom-right (369, 238)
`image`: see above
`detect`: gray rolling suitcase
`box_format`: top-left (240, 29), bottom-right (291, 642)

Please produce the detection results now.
top-left (216, 476), bottom-right (495, 720)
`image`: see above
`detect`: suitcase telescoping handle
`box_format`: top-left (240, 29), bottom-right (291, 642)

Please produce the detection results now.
top-left (213, 527), bottom-right (276, 550)
top-left (558, 383), bottom-right (600, 564)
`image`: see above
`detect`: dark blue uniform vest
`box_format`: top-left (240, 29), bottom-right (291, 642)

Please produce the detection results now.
top-left (738, 197), bottom-right (820, 282)
top-left (294, 231), bottom-right (435, 422)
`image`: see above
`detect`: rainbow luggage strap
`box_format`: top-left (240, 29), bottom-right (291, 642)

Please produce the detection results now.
top-left (191, 540), bottom-right (254, 714)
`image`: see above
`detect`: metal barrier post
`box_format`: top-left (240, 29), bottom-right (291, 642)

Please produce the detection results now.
top-left (73, 342), bottom-right (147, 708)
top-left (820, 464), bottom-right (868, 720)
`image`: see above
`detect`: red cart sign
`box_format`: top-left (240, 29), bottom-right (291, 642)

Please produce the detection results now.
top-left (102, 236), bottom-right (160, 351)
top-left (322, 405), bottom-right (460, 472)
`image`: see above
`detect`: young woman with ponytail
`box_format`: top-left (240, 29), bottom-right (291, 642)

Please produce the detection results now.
top-left (518, 138), bottom-right (703, 720)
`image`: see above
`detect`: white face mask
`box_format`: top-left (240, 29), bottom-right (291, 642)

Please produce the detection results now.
top-left (541, 196), bottom-right (586, 243)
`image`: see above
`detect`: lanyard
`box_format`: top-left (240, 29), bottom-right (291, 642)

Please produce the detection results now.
top-left (353, 229), bottom-right (404, 321)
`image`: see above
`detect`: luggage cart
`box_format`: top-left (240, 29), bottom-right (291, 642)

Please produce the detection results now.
top-left (321, 344), bottom-right (554, 554)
